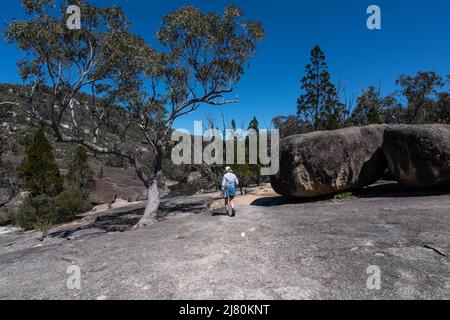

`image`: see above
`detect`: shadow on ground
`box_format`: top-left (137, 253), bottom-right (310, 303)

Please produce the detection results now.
top-left (48, 199), bottom-right (209, 241)
top-left (250, 182), bottom-right (450, 207)
top-left (24, 182), bottom-right (450, 242)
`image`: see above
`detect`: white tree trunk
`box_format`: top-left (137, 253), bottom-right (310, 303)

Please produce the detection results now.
top-left (134, 180), bottom-right (160, 229)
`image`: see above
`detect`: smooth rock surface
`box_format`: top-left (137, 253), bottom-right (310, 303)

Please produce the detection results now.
top-left (383, 124), bottom-right (450, 190)
top-left (0, 184), bottom-right (448, 300)
top-left (271, 125), bottom-right (387, 197)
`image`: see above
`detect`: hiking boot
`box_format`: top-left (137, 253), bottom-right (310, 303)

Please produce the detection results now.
top-left (232, 209), bottom-right (236, 217)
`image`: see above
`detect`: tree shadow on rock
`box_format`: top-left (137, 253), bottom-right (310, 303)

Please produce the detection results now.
top-left (157, 201), bottom-right (208, 221)
top-left (47, 200), bottom-right (209, 241)
top-left (48, 212), bottom-right (142, 241)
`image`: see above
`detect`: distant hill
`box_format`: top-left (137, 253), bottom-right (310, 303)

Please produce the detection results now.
top-left (0, 84), bottom-right (151, 205)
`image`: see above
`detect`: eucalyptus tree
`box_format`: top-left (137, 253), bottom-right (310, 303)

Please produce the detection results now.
top-left (2, 0), bottom-right (264, 228)
top-left (395, 71), bottom-right (444, 124)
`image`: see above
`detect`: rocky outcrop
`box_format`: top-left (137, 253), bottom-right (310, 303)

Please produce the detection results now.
top-left (270, 125), bottom-right (387, 197)
top-left (0, 191), bottom-right (31, 224)
top-left (88, 166), bottom-right (148, 204)
top-left (0, 185), bottom-right (12, 207)
top-left (187, 171), bottom-right (202, 184)
top-left (383, 124), bottom-right (450, 189)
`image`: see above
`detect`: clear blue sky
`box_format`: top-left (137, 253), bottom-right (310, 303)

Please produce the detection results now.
top-left (1, 0), bottom-right (449, 131)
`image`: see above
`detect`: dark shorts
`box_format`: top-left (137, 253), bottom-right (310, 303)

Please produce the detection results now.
top-left (223, 185), bottom-right (237, 199)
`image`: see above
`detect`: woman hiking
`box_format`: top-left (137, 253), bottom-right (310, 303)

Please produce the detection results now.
top-left (222, 166), bottom-right (239, 217)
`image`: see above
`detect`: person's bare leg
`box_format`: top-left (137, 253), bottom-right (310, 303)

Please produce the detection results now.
top-left (225, 199), bottom-right (231, 215)
top-left (230, 198), bottom-right (236, 216)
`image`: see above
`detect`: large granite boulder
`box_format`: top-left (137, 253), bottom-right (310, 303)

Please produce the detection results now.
top-left (383, 124), bottom-right (450, 189)
top-left (270, 125), bottom-right (387, 197)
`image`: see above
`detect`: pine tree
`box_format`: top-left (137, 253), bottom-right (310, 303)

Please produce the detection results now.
top-left (66, 146), bottom-right (96, 198)
top-left (18, 127), bottom-right (63, 196)
top-left (297, 45), bottom-right (347, 131)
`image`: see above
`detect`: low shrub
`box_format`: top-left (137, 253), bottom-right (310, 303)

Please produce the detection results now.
top-left (15, 195), bottom-right (56, 231)
top-left (15, 189), bottom-right (92, 231)
top-left (0, 211), bottom-right (9, 226)
top-left (53, 189), bottom-right (92, 221)
top-left (334, 192), bottom-right (353, 201)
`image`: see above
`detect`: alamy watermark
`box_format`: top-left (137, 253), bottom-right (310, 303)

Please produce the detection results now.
top-left (66, 265), bottom-right (81, 290)
top-left (366, 265), bottom-right (382, 290)
top-left (66, 5), bottom-right (382, 32)
top-left (171, 121), bottom-right (280, 176)
top-left (66, 5), bottom-right (81, 30)
top-left (367, 5), bottom-right (382, 30)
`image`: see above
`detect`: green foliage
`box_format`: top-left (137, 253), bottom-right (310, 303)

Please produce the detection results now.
top-left (18, 128), bottom-right (63, 196)
top-left (356, 72), bottom-right (448, 126)
top-left (15, 189), bottom-right (92, 231)
top-left (272, 115), bottom-right (308, 138)
top-left (0, 132), bottom-right (10, 179)
top-left (3, 0), bottom-right (146, 149)
top-left (432, 92), bottom-right (450, 124)
top-left (66, 146), bottom-right (96, 198)
top-left (394, 71), bottom-right (444, 124)
top-left (15, 195), bottom-right (56, 231)
top-left (297, 45), bottom-right (348, 131)
top-left (231, 164), bottom-right (253, 189)
top-left (0, 212), bottom-right (8, 226)
top-left (22, 0), bottom-right (55, 14)
top-left (157, 6), bottom-right (264, 100)
top-left (334, 192), bottom-right (353, 201)
top-left (278, 57), bottom-right (449, 132)
top-left (5, 1), bottom-right (265, 195)
top-left (229, 116), bottom-right (264, 187)
top-left (0, 117), bottom-right (18, 163)
top-left (14, 129), bottom-right (92, 232)
top-left (53, 188), bottom-right (92, 220)
top-left (18, 127), bottom-right (63, 197)
top-left (0, 130), bottom-right (18, 206)
top-left (349, 86), bottom-right (383, 126)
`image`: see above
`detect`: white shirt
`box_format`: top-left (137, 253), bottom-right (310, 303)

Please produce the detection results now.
top-left (222, 172), bottom-right (239, 190)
